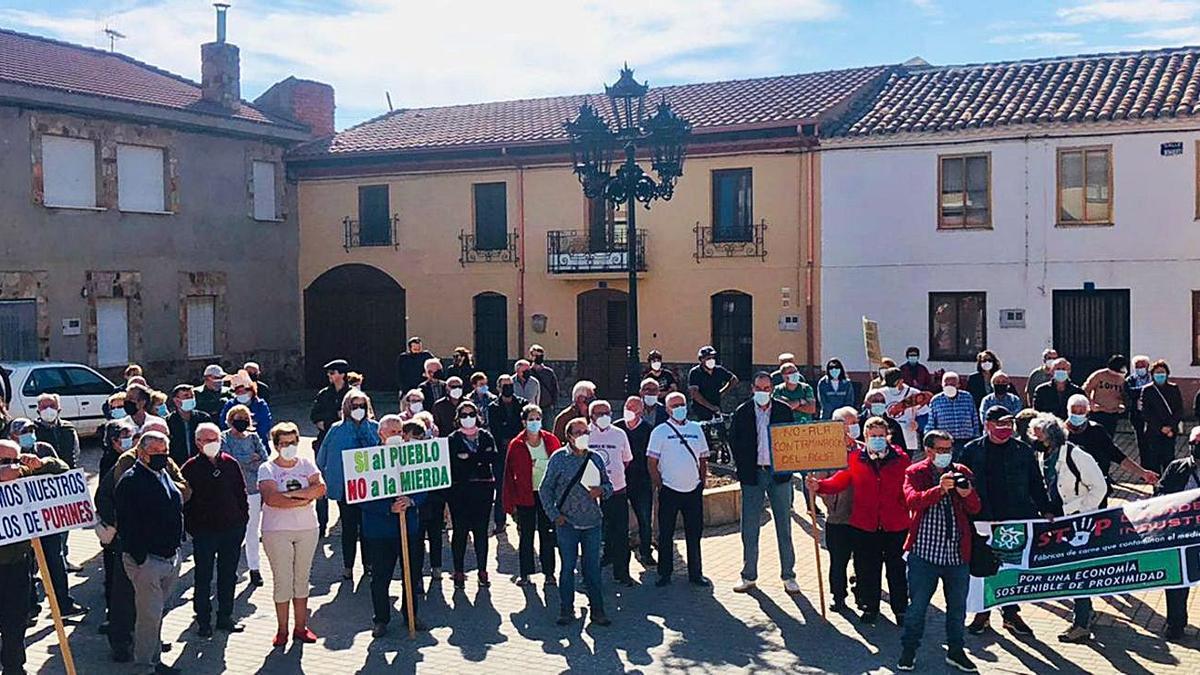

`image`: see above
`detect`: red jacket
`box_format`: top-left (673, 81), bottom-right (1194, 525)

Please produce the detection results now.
top-left (816, 445), bottom-right (911, 533)
top-left (501, 430), bottom-right (562, 513)
top-left (902, 458), bottom-right (982, 562)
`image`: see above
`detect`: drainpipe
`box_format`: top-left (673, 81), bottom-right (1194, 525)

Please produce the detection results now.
top-left (517, 165), bottom-right (527, 356)
top-left (803, 150), bottom-right (818, 381)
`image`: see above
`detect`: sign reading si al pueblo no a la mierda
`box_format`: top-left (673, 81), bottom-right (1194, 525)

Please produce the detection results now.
top-left (341, 439), bottom-right (452, 505)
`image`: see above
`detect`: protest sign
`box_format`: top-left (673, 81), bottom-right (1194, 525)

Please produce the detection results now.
top-left (862, 316), bottom-right (882, 372)
top-left (769, 421), bottom-right (848, 474)
top-left (0, 468), bottom-right (95, 545)
top-left (967, 488), bottom-right (1200, 612)
top-left (341, 438), bottom-right (452, 505)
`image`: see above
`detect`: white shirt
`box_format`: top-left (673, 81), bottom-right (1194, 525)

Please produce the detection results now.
top-left (588, 423), bottom-right (633, 492)
top-left (882, 384), bottom-right (922, 450)
top-left (647, 419), bottom-right (710, 492)
top-left (754, 404), bottom-right (771, 465)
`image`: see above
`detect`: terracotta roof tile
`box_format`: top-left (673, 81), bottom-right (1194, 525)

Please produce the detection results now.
top-left (837, 46), bottom-right (1200, 137)
top-left (0, 28), bottom-right (286, 127)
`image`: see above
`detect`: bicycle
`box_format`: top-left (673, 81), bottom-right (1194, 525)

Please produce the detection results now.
top-left (699, 412), bottom-right (734, 468)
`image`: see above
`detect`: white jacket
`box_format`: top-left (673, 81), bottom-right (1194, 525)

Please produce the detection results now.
top-left (1050, 442), bottom-right (1108, 515)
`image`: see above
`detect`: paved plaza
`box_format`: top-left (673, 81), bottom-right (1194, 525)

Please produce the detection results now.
top-left (20, 395), bottom-right (1200, 674)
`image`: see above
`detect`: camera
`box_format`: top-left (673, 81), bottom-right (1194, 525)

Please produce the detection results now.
top-left (947, 472), bottom-right (971, 490)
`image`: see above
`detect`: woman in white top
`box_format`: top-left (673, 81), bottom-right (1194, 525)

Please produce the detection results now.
top-left (258, 422), bottom-right (326, 647)
top-left (1027, 412), bottom-right (1107, 644)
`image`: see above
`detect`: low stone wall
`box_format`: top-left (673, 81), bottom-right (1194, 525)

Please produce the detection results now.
top-left (703, 482), bottom-right (741, 528)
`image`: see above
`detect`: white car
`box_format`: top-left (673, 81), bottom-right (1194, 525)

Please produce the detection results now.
top-left (1, 361), bottom-right (116, 437)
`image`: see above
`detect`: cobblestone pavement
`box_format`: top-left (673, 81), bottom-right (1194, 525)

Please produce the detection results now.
top-left (20, 396), bottom-right (1200, 673)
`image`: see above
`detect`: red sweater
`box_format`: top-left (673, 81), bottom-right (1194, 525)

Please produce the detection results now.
top-left (902, 459), bottom-right (982, 562)
top-left (816, 445), bottom-right (911, 533)
top-left (501, 430), bottom-right (562, 513)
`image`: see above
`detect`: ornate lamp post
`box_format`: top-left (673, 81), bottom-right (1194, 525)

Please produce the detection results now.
top-left (564, 65), bottom-right (692, 394)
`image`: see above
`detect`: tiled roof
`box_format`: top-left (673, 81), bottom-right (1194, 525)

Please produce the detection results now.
top-left (292, 65), bottom-right (889, 157)
top-left (837, 46), bottom-right (1200, 137)
top-left (0, 28), bottom-right (286, 127)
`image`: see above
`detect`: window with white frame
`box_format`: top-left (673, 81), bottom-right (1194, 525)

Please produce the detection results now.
top-left (252, 161), bottom-right (278, 220)
top-left (117, 144), bottom-right (166, 212)
top-left (186, 296), bottom-right (216, 357)
top-left (42, 135), bottom-right (97, 208)
top-left (95, 297), bottom-right (129, 367)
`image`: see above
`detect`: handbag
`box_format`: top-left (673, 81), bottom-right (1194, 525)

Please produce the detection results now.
top-left (969, 531), bottom-right (1000, 577)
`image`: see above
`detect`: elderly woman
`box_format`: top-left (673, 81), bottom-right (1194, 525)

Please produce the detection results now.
top-left (220, 371), bottom-right (273, 447)
top-left (221, 403), bottom-right (267, 587)
top-left (399, 389), bottom-right (438, 434)
top-left (502, 403), bottom-right (562, 586)
top-left (1027, 412), bottom-right (1106, 643)
top-left (1140, 359), bottom-right (1184, 476)
top-left (448, 399), bottom-right (500, 589)
top-left (807, 416), bottom-right (911, 624)
top-left (823, 406), bottom-right (861, 612)
top-left (259, 422), bottom-right (325, 646)
top-left (315, 388), bottom-right (379, 581)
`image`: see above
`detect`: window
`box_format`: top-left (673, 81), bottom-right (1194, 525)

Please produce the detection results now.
top-left (95, 297), bottom-right (129, 367)
top-left (64, 367), bottom-right (114, 396)
top-left (473, 182), bottom-right (508, 251)
top-left (357, 185), bottom-right (391, 246)
top-left (1193, 291), bottom-right (1200, 365)
top-left (711, 290), bottom-right (753, 378)
top-left (22, 368), bottom-right (70, 397)
top-left (42, 135), bottom-right (97, 208)
top-left (253, 161), bottom-right (278, 221)
top-left (712, 169), bottom-right (753, 242)
top-left (0, 299), bottom-right (37, 361)
top-left (186, 296), bottom-right (216, 358)
top-left (929, 292), bottom-right (986, 361)
top-left (938, 154), bottom-right (990, 228)
top-left (117, 144), bottom-right (166, 212)
top-left (1058, 147), bottom-right (1112, 225)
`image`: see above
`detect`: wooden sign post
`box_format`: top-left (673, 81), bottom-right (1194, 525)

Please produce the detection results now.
top-left (31, 538), bottom-right (78, 675)
top-left (769, 421), bottom-right (849, 621)
top-left (397, 507), bottom-right (417, 639)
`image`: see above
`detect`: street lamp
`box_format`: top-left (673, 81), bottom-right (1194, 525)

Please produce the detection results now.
top-left (564, 64), bottom-right (692, 395)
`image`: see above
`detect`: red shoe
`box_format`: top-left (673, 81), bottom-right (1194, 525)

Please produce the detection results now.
top-left (478, 571), bottom-right (491, 588)
top-left (272, 630), bottom-right (288, 648)
top-left (293, 627), bottom-right (318, 644)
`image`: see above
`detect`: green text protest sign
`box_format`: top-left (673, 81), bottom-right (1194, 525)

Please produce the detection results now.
top-left (341, 439), bottom-right (451, 505)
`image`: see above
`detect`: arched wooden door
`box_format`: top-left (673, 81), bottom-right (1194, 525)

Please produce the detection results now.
top-left (304, 264), bottom-right (405, 389)
top-left (473, 292), bottom-right (509, 381)
top-left (577, 288), bottom-right (628, 398)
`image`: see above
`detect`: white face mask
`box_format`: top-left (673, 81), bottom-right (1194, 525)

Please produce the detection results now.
top-left (38, 408), bottom-right (59, 423)
top-left (449, 387), bottom-right (463, 399)
top-left (704, 359), bottom-right (717, 370)
top-left (459, 415), bottom-right (477, 429)
top-left (573, 434), bottom-right (590, 450)
top-left (623, 409), bottom-right (638, 425)
top-left (408, 401), bottom-right (423, 414)
top-left (236, 393), bottom-right (252, 404)
top-left (980, 361), bottom-right (994, 372)
top-left (642, 394), bottom-right (658, 407)
top-left (350, 407), bottom-right (367, 421)
top-left (650, 361), bottom-right (662, 371)
top-left (201, 441), bottom-right (220, 458)
top-left (942, 385), bottom-right (958, 398)
top-left (278, 444), bottom-right (298, 460)
top-left (384, 435), bottom-right (405, 446)
top-left (846, 423), bottom-right (861, 439)
top-left (594, 414), bottom-right (611, 429)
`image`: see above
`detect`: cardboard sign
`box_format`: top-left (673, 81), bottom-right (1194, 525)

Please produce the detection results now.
top-left (769, 422), bottom-right (848, 473)
top-left (0, 469), bottom-right (95, 545)
top-left (341, 438), bottom-right (452, 505)
top-left (862, 316), bottom-right (882, 372)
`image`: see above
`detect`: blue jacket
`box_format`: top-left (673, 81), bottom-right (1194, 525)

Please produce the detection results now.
top-left (817, 376), bottom-right (856, 420)
top-left (316, 418), bottom-right (380, 502)
top-left (360, 493), bottom-right (428, 539)
top-left (219, 396), bottom-right (273, 448)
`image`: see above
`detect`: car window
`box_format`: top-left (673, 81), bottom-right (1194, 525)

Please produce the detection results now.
top-left (22, 368), bottom-right (71, 397)
top-left (64, 367), bottom-right (114, 396)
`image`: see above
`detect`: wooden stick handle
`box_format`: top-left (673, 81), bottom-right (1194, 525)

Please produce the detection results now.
top-left (805, 475), bottom-right (828, 620)
top-left (32, 537), bottom-right (77, 675)
top-left (398, 508), bottom-right (417, 638)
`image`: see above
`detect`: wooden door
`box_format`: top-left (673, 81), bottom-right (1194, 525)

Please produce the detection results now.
top-left (577, 288), bottom-right (628, 398)
top-left (304, 264), bottom-right (406, 389)
top-left (1052, 289), bottom-right (1130, 383)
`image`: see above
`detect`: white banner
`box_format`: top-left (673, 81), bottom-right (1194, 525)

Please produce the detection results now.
top-left (0, 469), bottom-right (96, 545)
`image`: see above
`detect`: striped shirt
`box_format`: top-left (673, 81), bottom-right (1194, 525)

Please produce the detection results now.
top-left (912, 490), bottom-right (962, 566)
top-left (927, 392), bottom-right (980, 443)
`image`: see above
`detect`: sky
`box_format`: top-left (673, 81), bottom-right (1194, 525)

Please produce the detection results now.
top-left (2, 0), bottom-right (1199, 130)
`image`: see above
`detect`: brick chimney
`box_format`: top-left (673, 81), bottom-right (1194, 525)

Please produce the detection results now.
top-left (254, 77), bottom-right (336, 137)
top-left (200, 3), bottom-right (240, 110)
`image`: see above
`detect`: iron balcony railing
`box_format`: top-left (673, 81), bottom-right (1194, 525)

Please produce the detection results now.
top-left (460, 230), bottom-right (519, 266)
top-left (693, 218), bottom-right (767, 262)
top-left (547, 229), bottom-right (647, 274)
top-left (343, 215), bottom-right (399, 251)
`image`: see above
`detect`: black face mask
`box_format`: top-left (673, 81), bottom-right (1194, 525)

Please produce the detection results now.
top-left (533, 355), bottom-right (545, 365)
top-left (248, 372), bottom-right (259, 382)
top-left (1191, 442), bottom-right (1200, 458)
top-left (501, 384), bottom-right (514, 397)
top-left (123, 400), bottom-right (140, 416)
top-left (994, 383), bottom-right (1011, 396)
top-left (231, 419), bottom-right (251, 432)
top-left (147, 454), bottom-right (168, 471)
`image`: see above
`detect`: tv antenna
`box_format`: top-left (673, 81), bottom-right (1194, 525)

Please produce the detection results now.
top-left (103, 27), bottom-right (126, 52)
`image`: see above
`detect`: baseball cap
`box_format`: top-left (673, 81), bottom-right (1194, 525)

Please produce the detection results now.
top-left (8, 418), bottom-right (35, 436)
top-left (203, 364), bottom-right (227, 379)
top-left (984, 405), bottom-right (1014, 422)
top-left (323, 359), bottom-right (350, 373)
top-left (698, 346), bottom-right (717, 359)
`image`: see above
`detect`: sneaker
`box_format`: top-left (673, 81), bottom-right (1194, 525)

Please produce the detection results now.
top-left (556, 610), bottom-right (576, 625)
top-left (478, 571), bottom-right (491, 588)
top-left (591, 612), bottom-right (612, 627)
top-left (61, 602), bottom-right (88, 617)
top-left (945, 649), bottom-right (978, 673)
top-left (292, 627), bottom-right (318, 644)
top-left (248, 570), bottom-right (264, 587)
top-left (1057, 626), bottom-right (1091, 643)
top-left (453, 572), bottom-right (466, 590)
top-left (897, 648), bottom-right (916, 671)
top-left (783, 579), bottom-right (802, 596)
top-left (830, 599), bottom-right (848, 612)
top-left (641, 551), bottom-right (657, 566)
top-left (966, 614), bottom-right (990, 635)
top-left (733, 578), bottom-right (757, 593)
top-left (1003, 614), bottom-right (1034, 636)
top-left (371, 622), bottom-right (387, 638)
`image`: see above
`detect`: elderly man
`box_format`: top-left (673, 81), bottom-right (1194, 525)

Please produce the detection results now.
top-left (773, 362), bottom-right (817, 423)
top-left (926, 372), bottom-right (980, 456)
top-left (731, 372), bottom-right (799, 595)
top-left (553, 380), bottom-right (596, 443)
top-left (1125, 355), bottom-right (1153, 463)
top-left (1025, 348), bottom-right (1058, 406)
top-left (166, 384), bottom-right (213, 466)
top-left (418, 358), bottom-right (447, 406)
top-left (432, 376), bottom-right (467, 437)
top-left (616, 396), bottom-right (656, 566)
top-left (512, 359), bottom-right (541, 404)
top-left (639, 378), bottom-right (668, 427)
top-left (977, 371), bottom-right (1023, 426)
top-left (1033, 358), bottom-right (1085, 420)
top-left (34, 392), bottom-right (83, 573)
top-left (587, 400), bottom-right (634, 584)
top-left (1065, 394), bottom-right (1158, 499)
top-left (528, 344), bottom-right (559, 409)
top-left (242, 362), bottom-right (271, 403)
top-left (193, 364), bottom-right (231, 419)
top-left (899, 347), bottom-right (935, 392)
top-left (649, 392), bottom-right (712, 587)
top-left (0, 439), bottom-right (69, 675)
top-left (181, 423), bottom-right (248, 637)
top-left (115, 431), bottom-right (186, 675)
top-left (769, 352), bottom-right (797, 386)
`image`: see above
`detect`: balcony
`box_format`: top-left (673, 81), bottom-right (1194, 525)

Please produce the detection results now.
top-left (547, 230), bottom-right (647, 275)
top-left (343, 215), bottom-right (399, 251)
top-left (693, 219), bottom-right (768, 262)
top-left (459, 230), bottom-right (519, 266)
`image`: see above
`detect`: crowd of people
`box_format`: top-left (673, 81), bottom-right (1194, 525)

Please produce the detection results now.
top-left (0, 339), bottom-right (1196, 674)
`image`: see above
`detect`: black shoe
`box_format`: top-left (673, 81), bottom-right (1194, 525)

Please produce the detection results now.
top-left (641, 552), bottom-right (657, 566)
top-left (689, 576), bottom-right (712, 588)
top-left (61, 602), bottom-right (88, 617)
top-left (556, 610), bottom-right (576, 625)
top-left (154, 664), bottom-right (181, 675)
top-left (371, 622), bottom-right (387, 638)
top-left (111, 647), bottom-right (133, 663)
top-left (830, 599), bottom-right (848, 612)
top-left (859, 611), bottom-right (879, 625)
top-left (65, 561), bottom-right (83, 573)
top-left (197, 624), bottom-right (213, 638)
top-left (161, 642), bottom-right (172, 653)
top-left (98, 620), bottom-right (110, 635)
top-left (1165, 624), bottom-right (1186, 641)
top-left (967, 614), bottom-right (990, 635)
top-left (215, 619), bottom-right (244, 633)
top-left (248, 570), bottom-right (264, 587)
top-left (1003, 614), bottom-right (1034, 636)
top-left (897, 648), bottom-right (916, 671)
top-left (591, 612), bottom-right (612, 627)
top-left (655, 576), bottom-right (671, 587)
top-left (945, 649), bottom-right (978, 673)
top-left (615, 576), bottom-right (636, 587)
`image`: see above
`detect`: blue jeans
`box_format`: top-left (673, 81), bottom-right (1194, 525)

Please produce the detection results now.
top-left (556, 525), bottom-right (604, 616)
top-left (901, 555), bottom-right (969, 653)
top-left (739, 468), bottom-right (796, 582)
top-left (1073, 597), bottom-right (1092, 628)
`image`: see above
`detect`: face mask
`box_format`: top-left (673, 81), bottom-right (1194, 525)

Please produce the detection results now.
top-left (643, 394), bottom-right (658, 407)
top-left (1053, 370), bottom-right (1069, 383)
top-left (994, 383), bottom-right (1010, 396)
top-left (1068, 413), bottom-right (1088, 427)
top-left (384, 435), bottom-right (405, 447)
top-left (704, 359), bottom-right (716, 370)
top-left (501, 384), bottom-right (514, 397)
top-left (235, 393), bottom-right (252, 405)
top-left (180, 398), bottom-right (196, 412)
top-left (408, 401), bottom-right (423, 414)
top-left (786, 373), bottom-right (801, 385)
top-left (18, 434), bottom-right (34, 449)
top-left (38, 408), bottom-right (58, 423)
top-left (1153, 373), bottom-right (1168, 386)
top-left (623, 409), bottom-right (638, 425)
top-left (846, 423), bottom-right (860, 439)
top-left (990, 427), bottom-right (1014, 443)
top-left (147, 454), bottom-right (168, 472)
top-left (753, 391), bottom-right (771, 406)
top-left (278, 444), bottom-right (299, 460)
top-left (594, 414), bottom-right (611, 429)
top-left (1135, 367), bottom-right (1148, 378)
top-left (476, 385), bottom-right (489, 396)
top-left (670, 406), bottom-right (688, 422)
top-left (980, 361), bottom-right (994, 372)
top-left (450, 387), bottom-right (463, 399)
top-left (459, 415), bottom-right (478, 429)
top-left (1044, 359), bottom-right (1055, 369)
top-left (533, 355), bottom-right (545, 365)
top-left (933, 453), bottom-right (952, 469)
top-left (573, 434), bottom-right (589, 450)
top-left (907, 356), bottom-right (919, 365)
top-left (123, 400), bottom-right (140, 416)
top-left (231, 419), bottom-right (251, 432)
top-left (526, 419), bottom-right (542, 434)
top-left (120, 436), bottom-right (134, 451)
top-left (829, 367), bottom-right (842, 378)
top-left (942, 385), bottom-right (958, 398)
top-left (865, 436), bottom-right (888, 455)
top-left (201, 441), bottom-right (220, 458)
top-left (1192, 442), bottom-right (1200, 458)
top-left (650, 361), bottom-right (662, 371)
top-left (869, 402), bottom-right (887, 416)
top-left (350, 407), bottom-right (367, 421)
top-left (155, 405), bottom-right (169, 417)
top-left (248, 372), bottom-right (259, 381)
top-left (110, 408), bottom-right (128, 420)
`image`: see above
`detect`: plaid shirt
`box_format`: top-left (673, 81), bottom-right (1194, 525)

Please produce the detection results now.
top-left (912, 489), bottom-right (962, 566)
top-left (927, 392), bottom-right (980, 443)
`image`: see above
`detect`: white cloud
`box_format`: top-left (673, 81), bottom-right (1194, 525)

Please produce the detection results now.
top-left (988, 32), bottom-right (1085, 46)
top-left (0, 0), bottom-right (842, 129)
top-left (1057, 0), bottom-right (1200, 24)
top-left (1132, 25), bottom-right (1200, 43)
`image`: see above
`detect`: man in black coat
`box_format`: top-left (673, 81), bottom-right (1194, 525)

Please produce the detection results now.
top-left (486, 374), bottom-right (527, 531)
top-left (1033, 358), bottom-right (1085, 420)
top-left (309, 359), bottom-right (350, 536)
top-left (730, 372), bottom-right (801, 595)
top-left (166, 384), bottom-right (213, 466)
top-left (396, 337), bottom-right (436, 395)
top-left (1159, 427), bottom-right (1200, 640)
